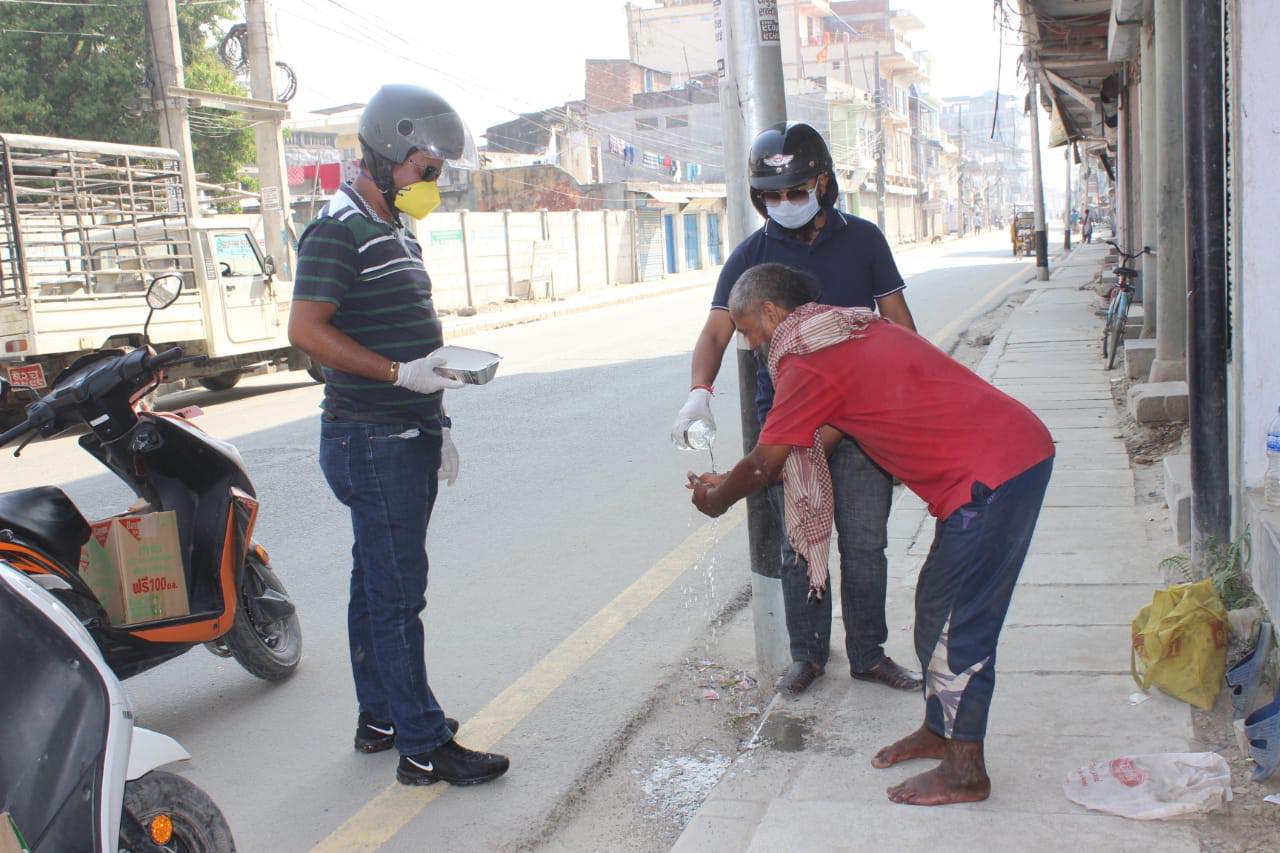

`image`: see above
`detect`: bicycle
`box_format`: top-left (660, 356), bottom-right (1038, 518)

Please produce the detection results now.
top-left (1101, 241), bottom-right (1153, 370)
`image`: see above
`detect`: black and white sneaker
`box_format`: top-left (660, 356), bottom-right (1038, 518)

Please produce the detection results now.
top-left (354, 713), bottom-right (459, 754)
top-left (396, 740), bottom-right (510, 786)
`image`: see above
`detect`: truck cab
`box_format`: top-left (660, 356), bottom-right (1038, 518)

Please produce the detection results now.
top-left (0, 133), bottom-right (316, 421)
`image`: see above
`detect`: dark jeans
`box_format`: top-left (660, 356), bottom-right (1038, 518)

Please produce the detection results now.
top-left (769, 438), bottom-right (893, 671)
top-left (915, 456), bottom-right (1053, 742)
top-left (319, 417), bottom-right (454, 756)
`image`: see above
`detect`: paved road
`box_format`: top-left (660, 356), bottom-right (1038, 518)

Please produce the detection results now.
top-left (6, 230), bottom-right (1029, 850)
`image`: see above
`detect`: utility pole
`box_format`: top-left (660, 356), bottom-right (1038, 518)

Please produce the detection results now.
top-left (245, 0), bottom-right (294, 278)
top-left (842, 32), bottom-right (852, 86)
top-left (1026, 63), bottom-right (1050, 280)
top-left (143, 0), bottom-right (201, 218)
top-left (1063, 147), bottom-right (1072, 250)
top-left (714, 0), bottom-right (790, 678)
top-left (873, 50), bottom-right (887, 233)
top-left (793, 0), bottom-right (805, 81)
top-left (143, 0), bottom-right (221, 346)
top-left (1182, 0), bottom-right (1229, 566)
top-left (956, 102), bottom-right (965, 236)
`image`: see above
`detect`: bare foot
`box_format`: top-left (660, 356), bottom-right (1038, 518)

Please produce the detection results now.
top-left (871, 724), bottom-right (946, 769)
top-left (886, 741), bottom-right (991, 806)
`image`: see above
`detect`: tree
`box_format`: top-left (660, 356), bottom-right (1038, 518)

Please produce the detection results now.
top-left (0, 0), bottom-right (254, 189)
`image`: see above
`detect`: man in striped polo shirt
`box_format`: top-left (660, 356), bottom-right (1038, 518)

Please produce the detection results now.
top-left (289, 85), bottom-right (509, 788)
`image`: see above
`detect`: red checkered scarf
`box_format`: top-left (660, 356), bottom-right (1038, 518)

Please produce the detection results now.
top-left (766, 303), bottom-right (882, 598)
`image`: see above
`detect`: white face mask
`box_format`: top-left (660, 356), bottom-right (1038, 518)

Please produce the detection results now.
top-left (767, 187), bottom-right (821, 230)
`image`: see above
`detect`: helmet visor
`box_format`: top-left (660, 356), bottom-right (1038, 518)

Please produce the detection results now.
top-left (397, 111), bottom-right (479, 170)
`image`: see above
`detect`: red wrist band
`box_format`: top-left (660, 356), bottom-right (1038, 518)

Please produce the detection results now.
top-left (691, 384), bottom-right (714, 394)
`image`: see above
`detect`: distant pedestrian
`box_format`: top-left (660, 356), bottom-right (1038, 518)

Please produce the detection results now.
top-left (688, 263), bottom-right (1054, 806)
top-left (1082, 208), bottom-right (1093, 244)
top-left (289, 84), bottom-right (510, 788)
top-left (672, 121), bottom-right (921, 697)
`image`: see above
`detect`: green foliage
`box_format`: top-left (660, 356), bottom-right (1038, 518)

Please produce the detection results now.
top-left (0, 1), bottom-right (252, 187)
top-left (1160, 529), bottom-right (1256, 610)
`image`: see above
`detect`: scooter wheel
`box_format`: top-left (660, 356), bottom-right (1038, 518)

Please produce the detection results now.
top-left (122, 770), bottom-right (236, 852)
top-left (224, 553), bottom-right (302, 681)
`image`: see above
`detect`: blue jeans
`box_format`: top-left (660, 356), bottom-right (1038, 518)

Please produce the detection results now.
top-left (916, 456), bottom-right (1053, 742)
top-left (770, 438), bottom-right (893, 671)
top-left (318, 417), bottom-right (454, 756)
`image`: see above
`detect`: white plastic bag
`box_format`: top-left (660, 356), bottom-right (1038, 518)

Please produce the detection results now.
top-left (1063, 753), bottom-right (1232, 819)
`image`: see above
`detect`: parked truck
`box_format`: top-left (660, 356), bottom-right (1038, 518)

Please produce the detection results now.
top-left (0, 133), bottom-right (319, 426)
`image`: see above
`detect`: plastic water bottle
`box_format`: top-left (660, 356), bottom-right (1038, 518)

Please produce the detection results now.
top-left (1267, 406), bottom-right (1280, 507)
top-left (682, 419), bottom-right (716, 452)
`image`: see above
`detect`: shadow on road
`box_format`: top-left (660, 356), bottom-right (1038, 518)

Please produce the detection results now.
top-left (161, 377), bottom-right (318, 411)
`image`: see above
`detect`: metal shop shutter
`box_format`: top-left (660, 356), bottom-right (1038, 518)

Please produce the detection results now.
top-left (635, 209), bottom-right (665, 282)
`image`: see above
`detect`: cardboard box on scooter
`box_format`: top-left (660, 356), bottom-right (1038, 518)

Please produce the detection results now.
top-left (77, 511), bottom-right (189, 626)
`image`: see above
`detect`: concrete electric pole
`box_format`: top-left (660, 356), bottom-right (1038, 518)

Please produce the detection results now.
top-left (143, 0), bottom-right (202, 218)
top-left (245, 0), bottom-right (294, 278)
top-left (956, 102), bottom-right (966, 236)
top-left (713, 0), bottom-right (790, 679)
top-left (1064, 147), bottom-right (1072, 250)
top-left (1026, 64), bottom-right (1050, 281)
top-left (873, 50), bottom-right (887, 233)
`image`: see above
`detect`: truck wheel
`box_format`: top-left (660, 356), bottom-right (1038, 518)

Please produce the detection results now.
top-left (198, 372), bottom-right (241, 391)
top-left (122, 770), bottom-right (236, 852)
top-left (225, 552), bottom-right (302, 681)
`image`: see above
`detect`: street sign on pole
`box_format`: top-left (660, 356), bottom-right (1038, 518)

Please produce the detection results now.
top-left (714, 0), bottom-right (790, 679)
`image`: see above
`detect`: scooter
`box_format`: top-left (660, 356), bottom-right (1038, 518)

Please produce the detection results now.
top-left (0, 562), bottom-right (236, 851)
top-left (0, 275), bottom-right (301, 682)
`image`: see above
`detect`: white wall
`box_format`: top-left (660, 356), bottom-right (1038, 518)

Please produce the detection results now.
top-left (1236, 0), bottom-right (1280, 489)
top-left (410, 210), bottom-right (639, 311)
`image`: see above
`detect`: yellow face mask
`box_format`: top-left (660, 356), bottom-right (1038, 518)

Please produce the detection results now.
top-left (394, 180), bottom-right (441, 220)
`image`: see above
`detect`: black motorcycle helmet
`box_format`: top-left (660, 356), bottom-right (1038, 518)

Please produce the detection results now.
top-left (358, 84), bottom-right (469, 209)
top-left (747, 122), bottom-right (839, 219)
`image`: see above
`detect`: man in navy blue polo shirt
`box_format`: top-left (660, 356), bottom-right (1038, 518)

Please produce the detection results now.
top-left (672, 122), bottom-right (922, 695)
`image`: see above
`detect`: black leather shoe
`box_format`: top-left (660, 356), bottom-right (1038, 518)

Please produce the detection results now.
top-left (774, 661), bottom-right (825, 695)
top-left (354, 713), bottom-right (459, 753)
top-left (850, 656), bottom-right (923, 692)
top-left (397, 740), bottom-right (510, 786)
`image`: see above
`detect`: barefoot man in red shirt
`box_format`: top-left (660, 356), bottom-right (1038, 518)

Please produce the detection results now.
top-left (688, 263), bottom-right (1055, 805)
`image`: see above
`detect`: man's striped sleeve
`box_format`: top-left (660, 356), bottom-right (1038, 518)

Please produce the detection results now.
top-left (295, 218), bottom-right (358, 305)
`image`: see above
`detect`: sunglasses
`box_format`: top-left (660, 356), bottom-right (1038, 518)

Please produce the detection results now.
top-left (407, 158), bottom-right (442, 182)
top-left (760, 183), bottom-right (816, 206)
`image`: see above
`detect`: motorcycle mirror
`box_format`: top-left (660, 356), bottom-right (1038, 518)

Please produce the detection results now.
top-left (143, 274), bottom-right (183, 344)
top-left (262, 254), bottom-right (277, 277)
top-left (146, 274), bottom-right (183, 311)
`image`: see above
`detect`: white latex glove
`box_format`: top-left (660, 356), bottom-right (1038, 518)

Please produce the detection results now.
top-left (438, 427), bottom-right (459, 487)
top-left (394, 354), bottom-right (465, 395)
top-left (671, 388), bottom-right (715, 449)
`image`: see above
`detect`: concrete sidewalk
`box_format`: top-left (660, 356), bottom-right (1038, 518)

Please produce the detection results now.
top-left (671, 243), bottom-right (1201, 851)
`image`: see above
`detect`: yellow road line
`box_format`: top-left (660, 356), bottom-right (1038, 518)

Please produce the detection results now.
top-left (312, 505), bottom-right (746, 852)
top-left (927, 262), bottom-right (1032, 350)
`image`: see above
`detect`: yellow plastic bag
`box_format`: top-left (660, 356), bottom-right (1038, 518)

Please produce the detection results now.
top-left (1131, 579), bottom-right (1228, 710)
